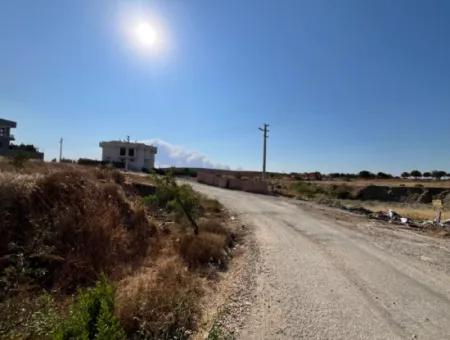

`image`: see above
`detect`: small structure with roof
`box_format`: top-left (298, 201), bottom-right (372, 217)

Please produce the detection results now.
top-left (99, 140), bottom-right (157, 171)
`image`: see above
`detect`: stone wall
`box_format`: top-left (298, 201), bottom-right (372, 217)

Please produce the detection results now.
top-left (197, 172), bottom-right (269, 194)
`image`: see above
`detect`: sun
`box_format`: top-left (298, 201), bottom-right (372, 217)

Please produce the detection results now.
top-left (134, 21), bottom-right (158, 48)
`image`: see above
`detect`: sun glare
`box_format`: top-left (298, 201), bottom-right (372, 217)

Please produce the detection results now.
top-left (134, 21), bottom-right (158, 47)
top-left (119, 5), bottom-right (169, 57)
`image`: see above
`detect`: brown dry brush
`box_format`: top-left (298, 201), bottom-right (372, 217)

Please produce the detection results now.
top-left (0, 169), bottom-right (156, 295)
top-left (0, 167), bottom-right (235, 338)
top-left (116, 261), bottom-right (201, 339)
top-left (179, 220), bottom-right (234, 270)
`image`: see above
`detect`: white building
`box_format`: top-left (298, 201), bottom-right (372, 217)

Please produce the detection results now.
top-left (99, 140), bottom-right (157, 171)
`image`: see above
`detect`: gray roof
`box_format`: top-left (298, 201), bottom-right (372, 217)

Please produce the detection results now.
top-left (0, 118), bottom-right (17, 128)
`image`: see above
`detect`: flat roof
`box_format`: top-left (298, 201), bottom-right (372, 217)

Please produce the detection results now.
top-left (0, 118), bottom-right (17, 128)
top-left (99, 140), bottom-right (157, 152)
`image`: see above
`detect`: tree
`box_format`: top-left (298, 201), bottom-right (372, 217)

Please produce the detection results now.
top-left (410, 170), bottom-right (422, 179)
top-left (431, 170), bottom-right (446, 180)
top-left (423, 172), bottom-right (431, 178)
top-left (401, 172), bottom-right (410, 179)
top-left (358, 170), bottom-right (375, 179)
top-left (376, 172), bottom-right (392, 179)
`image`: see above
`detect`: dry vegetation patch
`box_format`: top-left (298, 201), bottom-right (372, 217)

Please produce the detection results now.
top-left (0, 169), bottom-right (155, 294)
top-left (0, 161), bottom-right (239, 339)
top-left (116, 261), bottom-right (201, 339)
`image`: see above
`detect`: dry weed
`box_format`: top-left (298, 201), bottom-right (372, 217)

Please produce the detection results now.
top-left (116, 261), bottom-right (201, 339)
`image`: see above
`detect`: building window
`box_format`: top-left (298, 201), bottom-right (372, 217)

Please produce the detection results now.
top-left (0, 128), bottom-right (4, 136)
top-left (120, 147), bottom-right (126, 156)
top-left (130, 158), bottom-right (135, 162)
top-left (128, 148), bottom-right (135, 156)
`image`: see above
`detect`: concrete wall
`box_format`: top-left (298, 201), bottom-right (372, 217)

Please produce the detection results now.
top-left (197, 172), bottom-right (269, 194)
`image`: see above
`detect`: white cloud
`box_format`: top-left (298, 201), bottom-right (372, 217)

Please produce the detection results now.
top-left (142, 139), bottom-right (229, 169)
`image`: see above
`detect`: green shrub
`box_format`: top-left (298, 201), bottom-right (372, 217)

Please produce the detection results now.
top-left (329, 184), bottom-right (352, 199)
top-left (291, 181), bottom-right (323, 199)
top-left (144, 175), bottom-right (201, 232)
top-left (168, 184), bottom-right (201, 221)
top-left (55, 277), bottom-right (125, 340)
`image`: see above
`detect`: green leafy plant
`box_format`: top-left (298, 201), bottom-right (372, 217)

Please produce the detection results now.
top-left (144, 174), bottom-right (201, 233)
top-left (55, 277), bottom-right (125, 340)
top-left (290, 181), bottom-right (323, 199)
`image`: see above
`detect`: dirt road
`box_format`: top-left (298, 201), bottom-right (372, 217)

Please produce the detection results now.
top-left (189, 182), bottom-right (450, 340)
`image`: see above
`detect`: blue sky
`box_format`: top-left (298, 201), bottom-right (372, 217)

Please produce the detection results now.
top-left (1, 0), bottom-right (449, 174)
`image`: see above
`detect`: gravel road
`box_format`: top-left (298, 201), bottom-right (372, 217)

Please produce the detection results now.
top-left (189, 182), bottom-right (450, 340)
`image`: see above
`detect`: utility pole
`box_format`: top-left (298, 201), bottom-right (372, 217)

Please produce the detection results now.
top-left (125, 135), bottom-right (130, 171)
top-left (259, 123), bottom-right (269, 179)
top-left (59, 138), bottom-right (63, 162)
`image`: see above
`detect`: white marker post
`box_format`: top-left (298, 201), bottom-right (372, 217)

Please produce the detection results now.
top-left (432, 199), bottom-right (443, 225)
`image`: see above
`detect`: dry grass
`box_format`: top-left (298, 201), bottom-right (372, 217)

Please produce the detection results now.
top-left (116, 261), bottom-right (201, 339)
top-left (0, 168), bottom-right (156, 293)
top-left (179, 232), bottom-right (229, 270)
top-left (358, 203), bottom-right (450, 221)
top-left (0, 161), bottom-right (237, 338)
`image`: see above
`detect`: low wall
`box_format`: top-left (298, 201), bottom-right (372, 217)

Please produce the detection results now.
top-left (197, 172), bottom-right (269, 194)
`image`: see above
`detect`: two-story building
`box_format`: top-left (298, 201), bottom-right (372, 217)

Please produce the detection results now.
top-left (99, 140), bottom-right (157, 171)
top-left (0, 118), bottom-right (17, 155)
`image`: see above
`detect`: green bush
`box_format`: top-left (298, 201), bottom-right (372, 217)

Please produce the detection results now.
top-left (144, 175), bottom-right (201, 231)
top-left (329, 184), bottom-right (352, 199)
top-left (167, 184), bottom-right (201, 220)
top-left (55, 277), bottom-right (125, 340)
top-left (291, 181), bottom-right (323, 199)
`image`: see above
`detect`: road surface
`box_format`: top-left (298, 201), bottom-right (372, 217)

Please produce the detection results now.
top-left (189, 182), bottom-right (450, 340)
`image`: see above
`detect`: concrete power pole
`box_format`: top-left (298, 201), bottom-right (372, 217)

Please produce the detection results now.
top-left (125, 135), bottom-right (130, 171)
top-left (59, 138), bottom-right (63, 162)
top-left (259, 123), bottom-right (269, 179)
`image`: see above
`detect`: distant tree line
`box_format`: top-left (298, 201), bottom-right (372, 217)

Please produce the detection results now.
top-left (400, 170), bottom-right (448, 180)
top-left (324, 170), bottom-right (450, 180)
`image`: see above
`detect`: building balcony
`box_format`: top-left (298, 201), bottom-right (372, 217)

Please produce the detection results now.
top-left (0, 134), bottom-right (14, 140)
